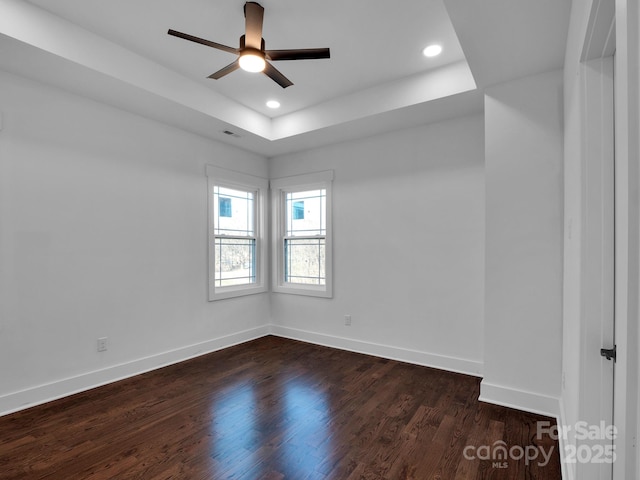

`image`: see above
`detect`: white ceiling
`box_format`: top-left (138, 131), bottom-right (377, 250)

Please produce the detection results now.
top-left (0, 0), bottom-right (571, 156)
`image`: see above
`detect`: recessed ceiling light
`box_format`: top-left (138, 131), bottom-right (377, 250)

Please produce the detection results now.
top-left (266, 100), bottom-right (281, 109)
top-left (422, 44), bottom-right (442, 58)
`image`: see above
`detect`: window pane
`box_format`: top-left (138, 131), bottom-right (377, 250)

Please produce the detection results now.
top-left (285, 238), bottom-right (325, 285)
top-left (286, 190), bottom-right (326, 237)
top-left (214, 237), bottom-right (256, 287)
top-left (293, 201), bottom-right (305, 220)
top-left (219, 197), bottom-right (232, 217)
top-left (214, 186), bottom-right (255, 236)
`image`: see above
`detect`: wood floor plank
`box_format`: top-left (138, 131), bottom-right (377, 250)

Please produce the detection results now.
top-left (0, 336), bottom-right (561, 479)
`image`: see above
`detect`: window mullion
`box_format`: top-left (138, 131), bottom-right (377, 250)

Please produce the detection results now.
top-left (216, 234), bottom-right (257, 240)
top-left (283, 235), bottom-right (326, 240)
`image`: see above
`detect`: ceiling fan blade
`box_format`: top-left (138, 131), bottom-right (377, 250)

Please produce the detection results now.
top-left (263, 62), bottom-right (293, 88)
top-left (244, 2), bottom-right (264, 49)
top-left (265, 48), bottom-right (331, 61)
top-left (168, 29), bottom-right (238, 55)
top-left (208, 59), bottom-right (241, 79)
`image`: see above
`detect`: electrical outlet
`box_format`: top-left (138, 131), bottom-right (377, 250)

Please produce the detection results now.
top-left (97, 337), bottom-right (108, 352)
top-left (344, 315), bottom-right (352, 326)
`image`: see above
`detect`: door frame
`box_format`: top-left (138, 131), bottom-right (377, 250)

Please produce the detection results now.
top-left (578, 12), bottom-right (616, 478)
top-left (611, 1), bottom-right (640, 479)
top-left (583, 54), bottom-right (616, 479)
top-left (577, 2), bottom-right (640, 478)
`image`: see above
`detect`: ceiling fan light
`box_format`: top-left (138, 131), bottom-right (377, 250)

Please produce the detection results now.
top-left (239, 51), bottom-right (266, 72)
top-left (423, 44), bottom-right (443, 58)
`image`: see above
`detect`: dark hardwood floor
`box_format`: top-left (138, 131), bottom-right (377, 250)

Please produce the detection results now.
top-left (0, 336), bottom-right (561, 479)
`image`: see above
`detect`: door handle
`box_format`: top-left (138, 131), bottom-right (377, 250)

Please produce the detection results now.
top-left (600, 345), bottom-right (617, 362)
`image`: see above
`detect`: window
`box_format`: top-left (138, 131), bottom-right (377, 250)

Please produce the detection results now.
top-left (206, 166), bottom-right (267, 300)
top-left (213, 186), bottom-right (255, 286)
top-left (271, 171), bottom-right (333, 298)
top-left (285, 190), bottom-right (326, 285)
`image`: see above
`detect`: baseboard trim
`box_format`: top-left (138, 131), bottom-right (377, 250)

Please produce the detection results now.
top-left (479, 380), bottom-right (560, 418)
top-left (0, 325), bottom-right (270, 417)
top-left (269, 325), bottom-right (483, 377)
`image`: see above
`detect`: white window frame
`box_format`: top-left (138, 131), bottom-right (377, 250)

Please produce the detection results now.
top-left (271, 170), bottom-right (334, 298)
top-left (206, 165), bottom-right (268, 301)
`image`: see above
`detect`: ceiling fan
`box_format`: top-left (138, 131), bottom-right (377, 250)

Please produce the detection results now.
top-left (168, 2), bottom-right (330, 88)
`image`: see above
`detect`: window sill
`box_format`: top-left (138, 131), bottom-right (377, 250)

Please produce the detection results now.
top-left (272, 283), bottom-right (333, 298)
top-left (209, 284), bottom-right (268, 301)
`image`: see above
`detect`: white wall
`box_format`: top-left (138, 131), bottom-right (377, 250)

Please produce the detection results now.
top-left (0, 70), bottom-right (270, 414)
top-left (482, 70), bottom-right (564, 416)
top-left (0, 63), bottom-right (571, 429)
top-left (269, 115), bottom-right (485, 376)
